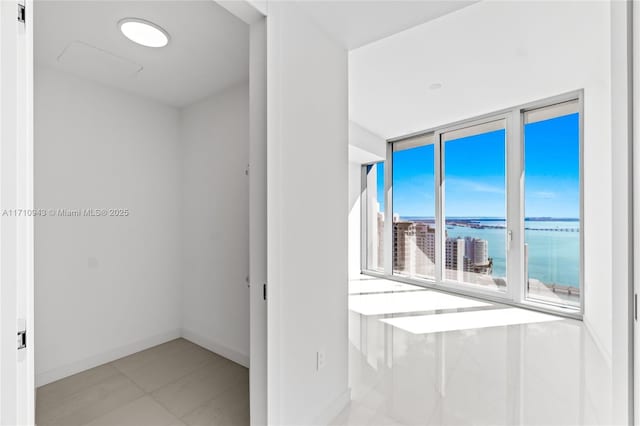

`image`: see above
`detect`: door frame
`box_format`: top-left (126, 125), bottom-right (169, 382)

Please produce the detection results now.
top-left (0, 0), bottom-right (35, 424)
top-left (610, 0), bottom-right (635, 425)
top-left (214, 5), bottom-right (269, 425)
top-left (1, 1), bottom-right (267, 424)
top-left (633, 0), bottom-right (640, 423)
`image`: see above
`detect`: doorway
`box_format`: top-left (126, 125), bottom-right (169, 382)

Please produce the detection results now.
top-left (22, 1), bottom-right (266, 425)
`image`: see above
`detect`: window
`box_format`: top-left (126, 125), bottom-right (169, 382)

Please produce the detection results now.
top-left (523, 100), bottom-right (581, 308)
top-left (363, 162), bottom-right (385, 272)
top-left (392, 135), bottom-right (435, 280)
top-left (361, 92), bottom-right (583, 316)
top-left (441, 120), bottom-right (507, 292)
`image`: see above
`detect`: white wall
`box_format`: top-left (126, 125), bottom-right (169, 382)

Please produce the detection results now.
top-left (349, 1), bottom-right (613, 358)
top-left (181, 83), bottom-right (250, 367)
top-left (349, 121), bottom-right (385, 161)
top-left (35, 66), bottom-right (182, 385)
top-left (267, 2), bottom-right (349, 424)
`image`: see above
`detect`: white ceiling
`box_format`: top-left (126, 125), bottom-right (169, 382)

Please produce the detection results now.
top-left (349, 0), bottom-right (607, 141)
top-left (35, 1), bottom-right (249, 107)
top-left (294, 0), bottom-right (476, 50)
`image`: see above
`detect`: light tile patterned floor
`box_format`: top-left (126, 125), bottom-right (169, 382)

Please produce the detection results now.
top-left (36, 339), bottom-right (249, 426)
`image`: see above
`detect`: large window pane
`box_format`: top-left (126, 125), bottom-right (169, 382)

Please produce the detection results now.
top-left (364, 162), bottom-right (384, 272)
top-left (361, 94), bottom-right (583, 315)
top-left (442, 123), bottom-right (507, 291)
top-left (392, 144), bottom-right (435, 280)
top-left (524, 110), bottom-right (580, 307)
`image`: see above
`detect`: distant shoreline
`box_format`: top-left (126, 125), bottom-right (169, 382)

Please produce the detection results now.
top-left (391, 216), bottom-right (579, 288)
top-left (396, 217), bottom-right (579, 232)
top-left (399, 217), bottom-right (579, 222)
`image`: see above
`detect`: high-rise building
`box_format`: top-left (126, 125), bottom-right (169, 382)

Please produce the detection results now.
top-left (464, 237), bottom-right (491, 274)
top-left (388, 220), bottom-right (492, 281)
top-left (414, 222), bottom-right (436, 265)
top-left (393, 221), bottom-right (415, 274)
top-left (392, 221), bottom-right (436, 277)
top-left (392, 220), bottom-right (492, 279)
top-left (444, 237), bottom-right (465, 281)
top-left (465, 237), bottom-right (488, 265)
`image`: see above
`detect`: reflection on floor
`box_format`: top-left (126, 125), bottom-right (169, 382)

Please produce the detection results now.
top-left (349, 291), bottom-right (490, 316)
top-left (380, 307), bottom-right (562, 334)
top-left (36, 339), bottom-right (249, 426)
top-left (334, 276), bottom-right (612, 426)
top-left (348, 279), bottom-right (422, 295)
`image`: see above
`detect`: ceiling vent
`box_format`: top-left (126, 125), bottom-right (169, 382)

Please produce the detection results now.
top-left (57, 41), bottom-right (143, 81)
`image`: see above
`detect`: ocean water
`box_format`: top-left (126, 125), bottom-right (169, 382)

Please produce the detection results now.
top-left (523, 222), bottom-right (579, 288)
top-left (407, 218), bottom-right (580, 288)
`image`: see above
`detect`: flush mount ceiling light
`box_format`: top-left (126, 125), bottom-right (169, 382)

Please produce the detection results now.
top-left (119, 18), bottom-right (169, 48)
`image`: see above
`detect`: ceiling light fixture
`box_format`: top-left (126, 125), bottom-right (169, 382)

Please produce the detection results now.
top-left (429, 82), bottom-right (443, 90)
top-left (119, 18), bottom-right (170, 48)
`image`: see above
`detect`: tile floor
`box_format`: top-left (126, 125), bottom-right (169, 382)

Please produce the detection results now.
top-left (333, 276), bottom-right (613, 426)
top-left (37, 279), bottom-right (614, 426)
top-left (36, 339), bottom-right (249, 426)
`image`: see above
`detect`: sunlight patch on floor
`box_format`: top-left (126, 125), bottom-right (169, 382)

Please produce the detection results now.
top-left (348, 291), bottom-right (490, 316)
top-left (381, 307), bottom-right (564, 334)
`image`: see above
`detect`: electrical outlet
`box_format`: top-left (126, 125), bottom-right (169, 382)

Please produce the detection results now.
top-left (317, 349), bottom-right (326, 371)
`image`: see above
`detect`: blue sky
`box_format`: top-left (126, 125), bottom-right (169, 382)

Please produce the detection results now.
top-left (376, 113), bottom-right (579, 219)
top-left (524, 113), bottom-right (579, 218)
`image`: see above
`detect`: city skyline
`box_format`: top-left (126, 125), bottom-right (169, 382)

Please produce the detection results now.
top-left (367, 111), bottom-right (582, 290)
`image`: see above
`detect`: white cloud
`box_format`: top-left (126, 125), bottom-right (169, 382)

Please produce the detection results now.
top-left (532, 191), bottom-right (556, 199)
top-left (446, 177), bottom-right (504, 194)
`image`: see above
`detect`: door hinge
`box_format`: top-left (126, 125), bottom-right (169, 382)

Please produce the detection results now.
top-left (635, 293), bottom-right (638, 321)
top-left (263, 283), bottom-right (267, 301)
top-left (18, 3), bottom-right (25, 23)
top-left (17, 330), bottom-right (26, 350)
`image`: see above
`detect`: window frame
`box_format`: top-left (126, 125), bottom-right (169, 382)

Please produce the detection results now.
top-left (436, 115), bottom-right (510, 298)
top-left (390, 138), bottom-right (436, 281)
top-left (360, 161), bottom-right (385, 273)
top-left (520, 95), bottom-right (584, 314)
top-left (360, 90), bottom-right (584, 319)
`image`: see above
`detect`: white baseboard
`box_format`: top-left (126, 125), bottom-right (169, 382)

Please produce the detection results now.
top-left (180, 328), bottom-right (249, 368)
top-left (35, 329), bottom-right (181, 387)
top-left (312, 388), bottom-right (351, 426)
top-left (35, 328), bottom-right (249, 387)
